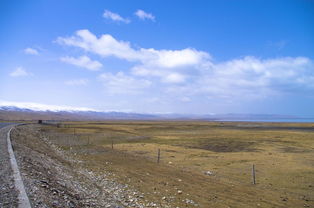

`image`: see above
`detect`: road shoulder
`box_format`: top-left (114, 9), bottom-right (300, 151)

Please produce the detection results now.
top-left (0, 125), bottom-right (18, 208)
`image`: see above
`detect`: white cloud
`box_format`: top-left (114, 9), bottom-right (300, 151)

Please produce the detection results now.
top-left (24, 47), bottom-right (39, 55)
top-left (163, 73), bottom-right (186, 83)
top-left (9, 67), bottom-right (30, 77)
top-left (135, 9), bottom-right (155, 21)
top-left (179, 56), bottom-right (314, 99)
top-left (103, 10), bottom-right (130, 23)
top-left (57, 30), bottom-right (314, 101)
top-left (99, 72), bottom-right (151, 94)
top-left (57, 30), bottom-right (210, 68)
top-left (144, 48), bottom-right (210, 68)
top-left (60, 55), bottom-right (102, 71)
top-left (57, 30), bottom-right (210, 83)
top-left (213, 56), bottom-right (312, 85)
top-left (57, 30), bottom-right (138, 61)
top-left (65, 79), bottom-right (89, 86)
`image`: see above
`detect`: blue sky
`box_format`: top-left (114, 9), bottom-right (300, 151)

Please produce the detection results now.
top-left (0, 0), bottom-right (313, 116)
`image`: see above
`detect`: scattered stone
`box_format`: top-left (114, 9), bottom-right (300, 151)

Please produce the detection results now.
top-left (8, 125), bottom-right (160, 208)
top-left (204, 170), bottom-right (214, 176)
top-left (183, 198), bottom-right (198, 206)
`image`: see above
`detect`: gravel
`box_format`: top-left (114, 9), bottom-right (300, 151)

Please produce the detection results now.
top-left (10, 125), bottom-right (158, 208)
top-left (0, 124), bottom-right (18, 208)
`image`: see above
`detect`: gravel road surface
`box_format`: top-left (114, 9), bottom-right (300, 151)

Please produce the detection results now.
top-left (0, 123), bottom-right (18, 208)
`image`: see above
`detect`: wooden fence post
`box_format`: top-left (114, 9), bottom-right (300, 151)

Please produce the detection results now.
top-left (111, 140), bottom-right (114, 149)
top-left (252, 164), bottom-right (256, 185)
top-left (157, 149), bottom-right (160, 163)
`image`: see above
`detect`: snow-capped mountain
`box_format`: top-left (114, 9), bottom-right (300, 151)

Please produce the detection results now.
top-left (0, 101), bottom-right (159, 120)
top-left (0, 101), bottom-right (310, 122)
top-left (0, 101), bottom-right (96, 112)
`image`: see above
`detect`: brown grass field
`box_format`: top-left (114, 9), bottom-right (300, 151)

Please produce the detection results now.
top-left (38, 121), bottom-right (314, 207)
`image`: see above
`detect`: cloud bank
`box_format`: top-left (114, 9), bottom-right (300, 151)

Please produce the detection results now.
top-left (60, 56), bottom-right (102, 71)
top-left (57, 30), bottom-right (314, 101)
top-left (99, 72), bottom-right (151, 94)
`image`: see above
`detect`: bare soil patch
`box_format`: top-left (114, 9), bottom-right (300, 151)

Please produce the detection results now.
top-left (192, 139), bottom-right (257, 152)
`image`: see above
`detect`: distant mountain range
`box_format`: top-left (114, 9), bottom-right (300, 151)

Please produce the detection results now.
top-left (0, 104), bottom-right (311, 122)
top-left (0, 105), bottom-right (158, 121)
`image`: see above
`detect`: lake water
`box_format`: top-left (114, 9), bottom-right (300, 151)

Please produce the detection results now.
top-left (216, 118), bottom-right (314, 123)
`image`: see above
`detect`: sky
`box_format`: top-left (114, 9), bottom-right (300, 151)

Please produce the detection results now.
top-left (0, 0), bottom-right (313, 116)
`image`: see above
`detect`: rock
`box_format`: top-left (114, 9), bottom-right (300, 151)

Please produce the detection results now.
top-left (204, 170), bottom-right (213, 176)
top-left (184, 198), bottom-right (198, 206)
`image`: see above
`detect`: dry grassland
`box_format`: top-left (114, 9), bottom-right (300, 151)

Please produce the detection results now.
top-left (40, 121), bottom-right (314, 207)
